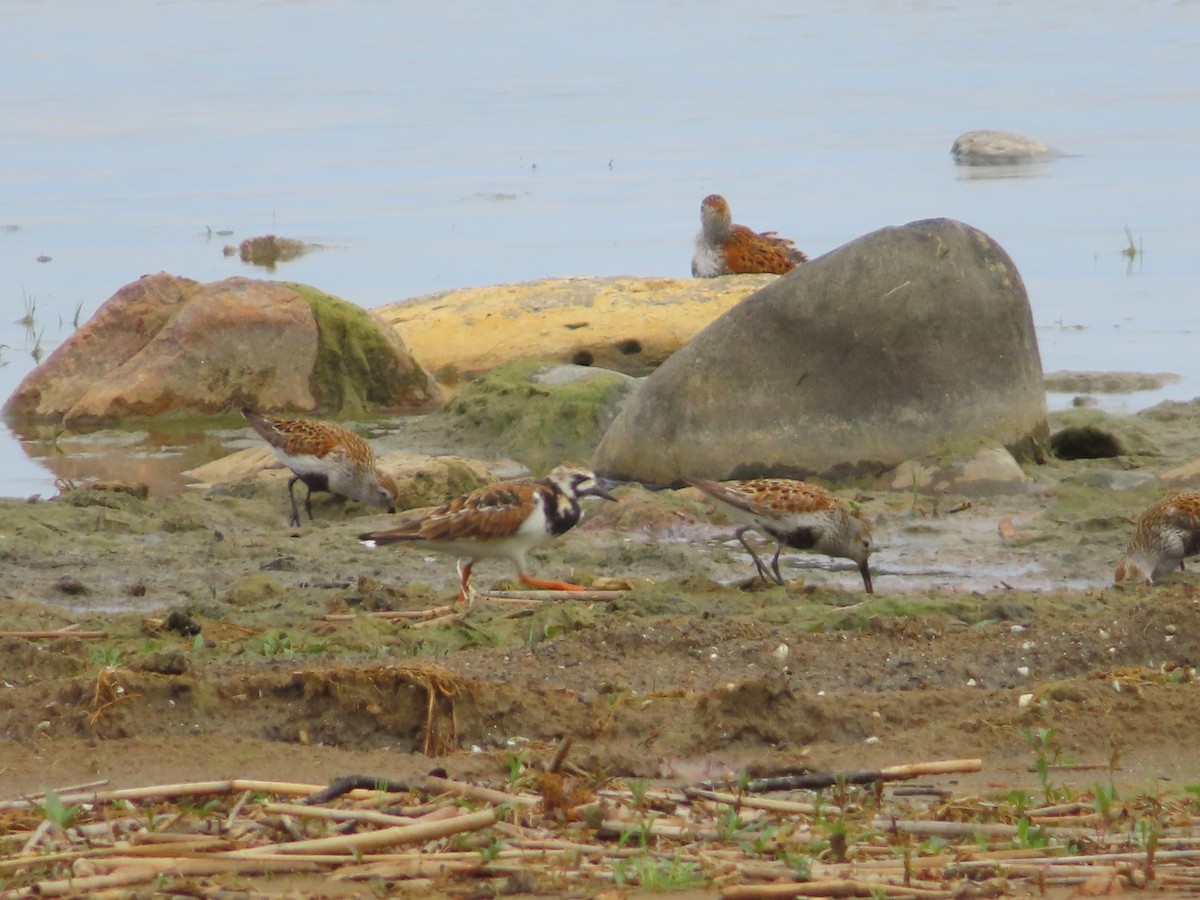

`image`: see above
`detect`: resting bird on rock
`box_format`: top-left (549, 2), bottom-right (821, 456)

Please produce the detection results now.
top-left (691, 194), bottom-right (807, 277)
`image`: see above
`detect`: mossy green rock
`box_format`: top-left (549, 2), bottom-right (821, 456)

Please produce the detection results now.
top-left (3, 274), bottom-right (442, 423)
top-left (227, 573), bottom-right (284, 607)
top-left (434, 361), bottom-right (636, 473)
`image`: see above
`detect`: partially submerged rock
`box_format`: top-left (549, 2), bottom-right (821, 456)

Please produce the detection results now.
top-left (951, 130), bottom-right (1064, 164)
top-left (374, 275), bottom-right (775, 383)
top-left (593, 218), bottom-right (1049, 485)
top-left (3, 273), bottom-right (442, 424)
top-left (236, 234), bottom-right (321, 268)
top-left (1044, 371), bottom-right (1180, 395)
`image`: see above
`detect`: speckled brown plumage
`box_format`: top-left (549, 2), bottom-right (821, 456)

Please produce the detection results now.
top-left (686, 477), bottom-right (873, 592)
top-left (359, 463), bottom-right (616, 604)
top-left (691, 194), bottom-right (807, 277)
top-left (243, 408), bottom-right (398, 527)
top-left (1114, 490), bottom-right (1200, 585)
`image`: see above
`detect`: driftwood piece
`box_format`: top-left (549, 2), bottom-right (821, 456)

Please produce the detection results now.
top-left (697, 758), bottom-right (982, 793)
top-left (0, 630), bottom-right (108, 639)
top-left (227, 807), bottom-right (499, 857)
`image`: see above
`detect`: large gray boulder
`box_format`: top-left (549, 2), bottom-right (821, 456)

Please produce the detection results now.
top-left (592, 218), bottom-right (1049, 484)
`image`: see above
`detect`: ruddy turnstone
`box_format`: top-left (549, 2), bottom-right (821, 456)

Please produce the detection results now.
top-left (358, 462), bottom-right (616, 604)
top-left (685, 477), bottom-right (873, 592)
top-left (243, 408), bottom-right (398, 527)
top-left (1114, 490), bottom-right (1200, 585)
top-left (690, 194), bottom-right (808, 277)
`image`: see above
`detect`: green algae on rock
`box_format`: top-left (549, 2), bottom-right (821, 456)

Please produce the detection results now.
top-left (3, 273), bottom-right (442, 424)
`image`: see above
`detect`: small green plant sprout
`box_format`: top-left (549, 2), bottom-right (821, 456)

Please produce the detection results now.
top-left (613, 853), bottom-right (703, 891)
top-left (779, 848), bottom-right (813, 881)
top-left (1005, 788), bottom-right (1034, 819)
top-left (1091, 783), bottom-right (1118, 830)
top-left (1015, 816), bottom-right (1049, 849)
top-left (35, 789), bottom-right (80, 830)
top-left (258, 631), bottom-right (294, 659)
top-left (1020, 726), bottom-right (1068, 803)
top-left (478, 835), bottom-right (505, 863)
top-left (743, 823), bottom-right (779, 858)
top-left (179, 797), bottom-right (224, 819)
top-left (504, 748), bottom-right (534, 793)
top-left (627, 778), bottom-right (649, 810)
top-left (716, 804), bottom-right (744, 842)
top-left (1137, 816), bottom-right (1161, 877)
top-left (90, 646), bottom-right (123, 668)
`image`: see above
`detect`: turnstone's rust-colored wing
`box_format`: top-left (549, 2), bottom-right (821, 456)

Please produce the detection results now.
top-left (1162, 492), bottom-right (1200, 533)
top-left (364, 482), bottom-right (542, 544)
top-left (723, 225), bottom-right (808, 275)
top-left (243, 408), bottom-right (372, 462)
top-left (686, 477), bottom-right (841, 520)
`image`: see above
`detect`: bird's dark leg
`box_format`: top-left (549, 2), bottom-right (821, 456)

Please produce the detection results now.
top-left (735, 527), bottom-right (777, 584)
top-left (303, 483), bottom-right (315, 522)
top-left (769, 544), bottom-right (786, 585)
top-left (286, 476), bottom-right (303, 527)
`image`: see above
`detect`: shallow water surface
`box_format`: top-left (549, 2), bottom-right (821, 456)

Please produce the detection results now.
top-left (2, 0), bottom-right (1197, 497)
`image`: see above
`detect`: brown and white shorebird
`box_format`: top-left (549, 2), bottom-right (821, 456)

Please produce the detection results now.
top-left (1114, 490), bottom-right (1200, 585)
top-left (690, 193), bottom-right (808, 278)
top-left (358, 462), bottom-right (617, 604)
top-left (242, 408), bottom-right (398, 527)
top-left (685, 477), bottom-right (873, 592)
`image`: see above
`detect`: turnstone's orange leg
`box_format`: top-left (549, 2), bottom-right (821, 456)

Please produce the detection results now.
top-left (735, 526), bottom-right (780, 584)
top-left (456, 559), bottom-right (476, 605)
top-left (518, 573), bottom-right (589, 592)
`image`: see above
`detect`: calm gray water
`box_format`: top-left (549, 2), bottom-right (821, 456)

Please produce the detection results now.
top-left (2, 1), bottom-right (1198, 497)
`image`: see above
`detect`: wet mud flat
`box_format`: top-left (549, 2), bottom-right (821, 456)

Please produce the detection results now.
top-left (3, 401), bottom-right (1200, 894)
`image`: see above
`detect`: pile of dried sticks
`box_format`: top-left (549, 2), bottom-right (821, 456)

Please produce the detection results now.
top-left (3, 756), bottom-right (1199, 898)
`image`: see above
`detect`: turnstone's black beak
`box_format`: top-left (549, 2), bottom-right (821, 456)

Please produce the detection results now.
top-left (586, 477), bottom-right (620, 502)
top-left (860, 562), bottom-right (874, 594)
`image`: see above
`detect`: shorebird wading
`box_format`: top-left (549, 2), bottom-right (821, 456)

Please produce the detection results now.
top-left (359, 462), bottom-right (616, 604)
top-left (1114, 490), bottom-right (1200, 585)
top-left (243, 408), bottom-right (398, 527)
top-left (686, 477), bottom-right (873, 592)
top-left (690, 194), bottom-right (807, 277)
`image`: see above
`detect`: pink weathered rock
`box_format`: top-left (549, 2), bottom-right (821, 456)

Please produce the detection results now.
top-left (3, 273), bottom-right (442, 424)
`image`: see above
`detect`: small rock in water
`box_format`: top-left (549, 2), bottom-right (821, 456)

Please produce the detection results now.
top-left (951, 129), bottom-right (1063, 164)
